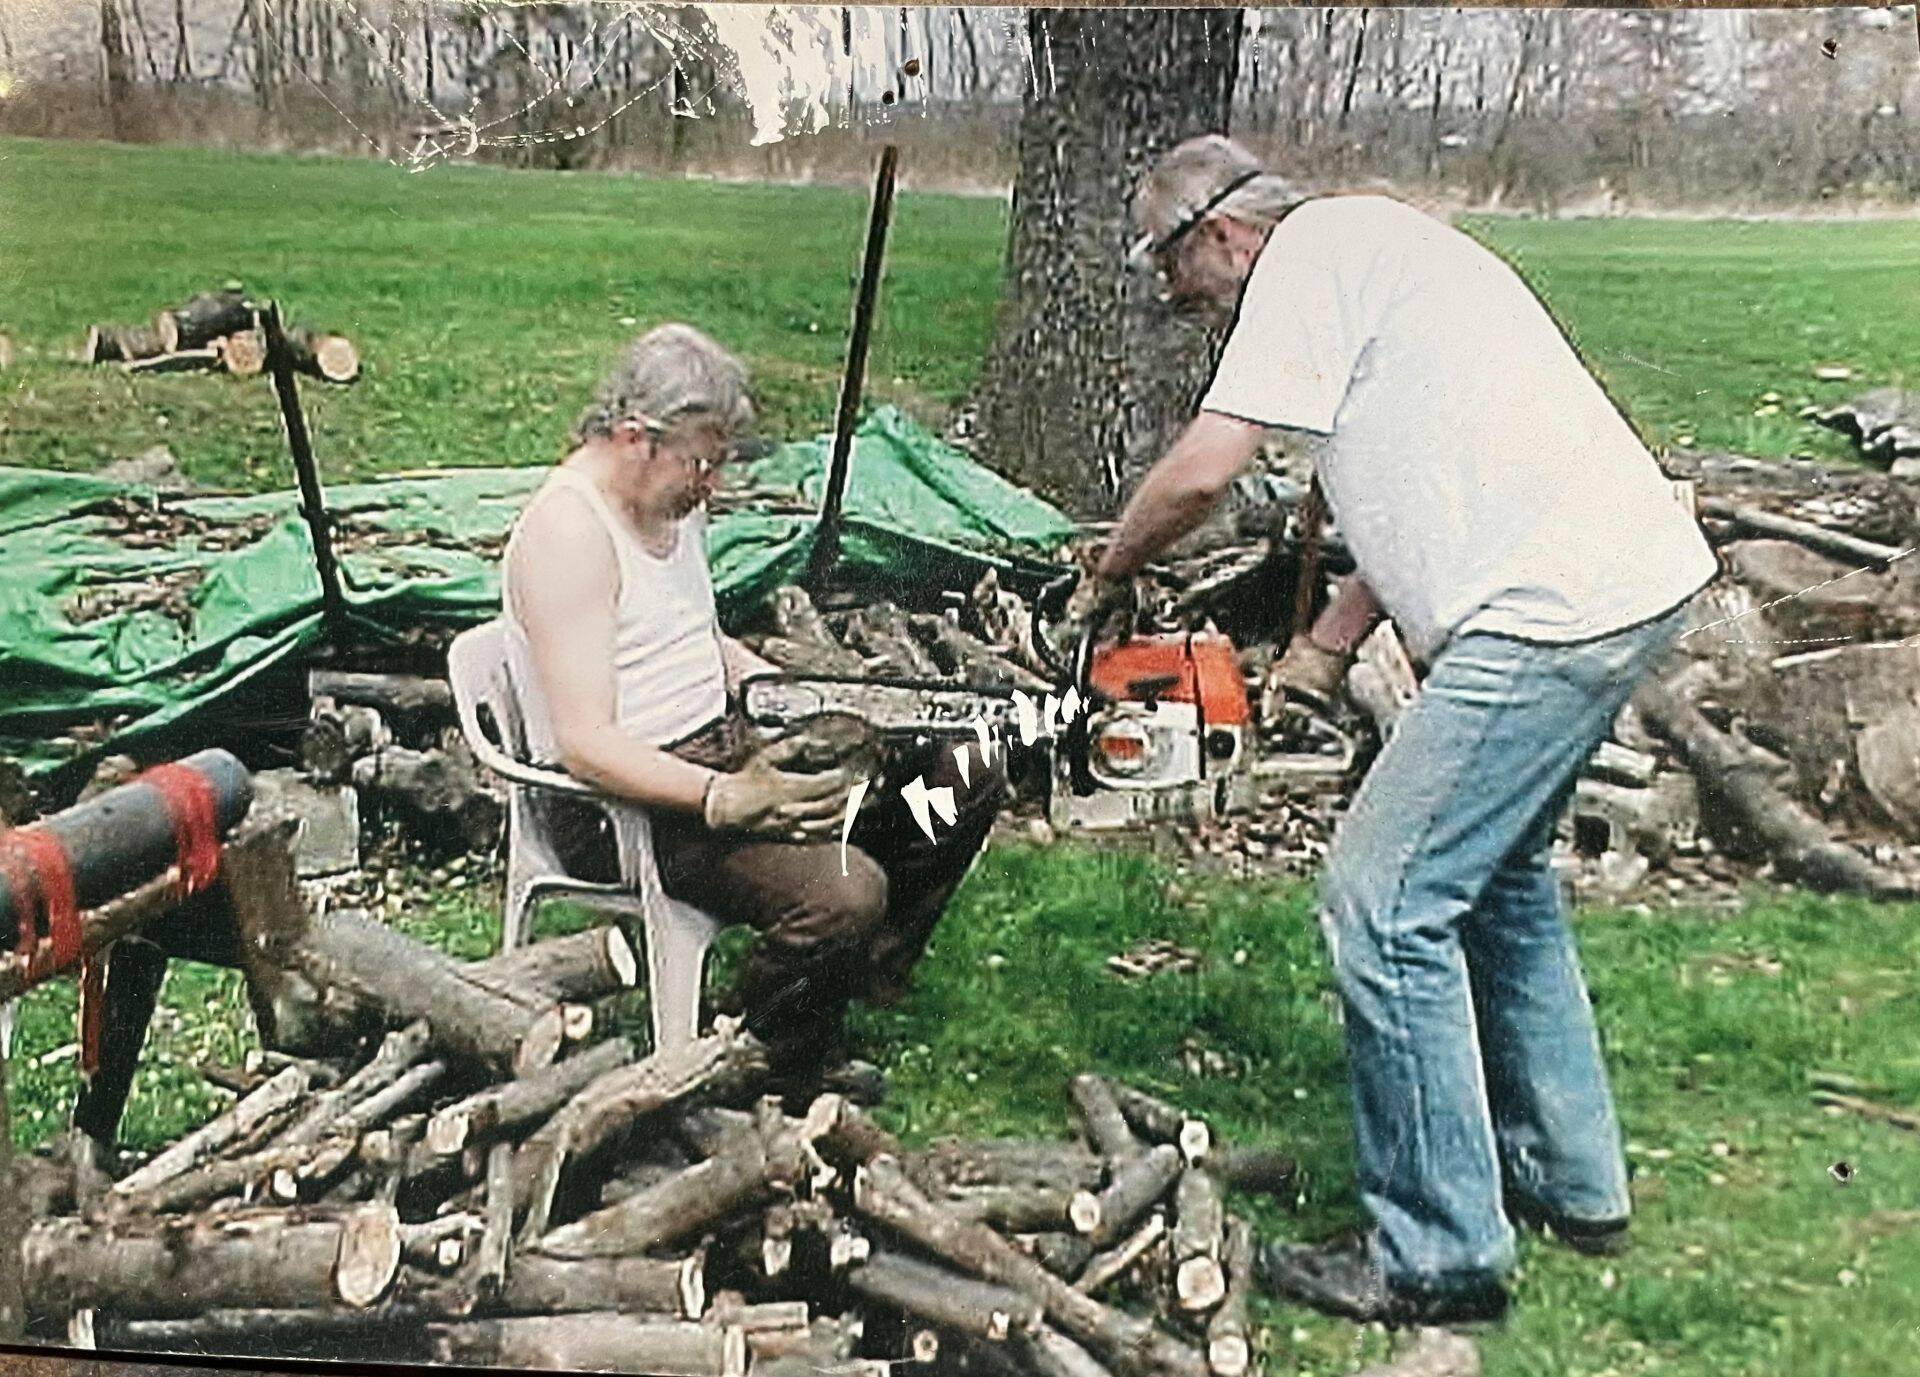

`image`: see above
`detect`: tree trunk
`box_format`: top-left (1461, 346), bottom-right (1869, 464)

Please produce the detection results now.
top-left (99, 0), bottom-right (132, 140)
top-left (972, 9), bottom-right (1240, 515)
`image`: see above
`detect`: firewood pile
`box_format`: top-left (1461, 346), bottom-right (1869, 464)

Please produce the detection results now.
top-left (79, 290), bottom-right (360, 384)
top-left (14, 809), bottom-right (1294, 1377)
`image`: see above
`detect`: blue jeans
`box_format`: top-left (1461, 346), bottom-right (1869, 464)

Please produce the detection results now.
top-left (1319, 606), bottom-right (1686, 1296)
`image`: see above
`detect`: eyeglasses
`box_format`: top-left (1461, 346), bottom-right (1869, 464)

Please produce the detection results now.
top-left (1130, 169), bottom-right (1261, 278)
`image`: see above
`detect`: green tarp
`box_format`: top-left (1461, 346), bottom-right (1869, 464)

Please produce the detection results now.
top-left (0, 406), bottom-right (1072, 777)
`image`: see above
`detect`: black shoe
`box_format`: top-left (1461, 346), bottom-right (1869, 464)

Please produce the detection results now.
top-left (1507, 1197), bottom-right (1630, 1257)
top-left (1257, 1241), bottom-right (1508, 1328)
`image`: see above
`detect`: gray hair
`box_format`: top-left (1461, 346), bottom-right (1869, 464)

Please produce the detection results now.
top-left (1133, 135), bottom-right (1302, 262)
top-left (572, 323), bottom-right (754, 447)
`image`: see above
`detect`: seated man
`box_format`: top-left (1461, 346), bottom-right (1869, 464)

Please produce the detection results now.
top-left (503, 323), bottom-right (1003, 1087)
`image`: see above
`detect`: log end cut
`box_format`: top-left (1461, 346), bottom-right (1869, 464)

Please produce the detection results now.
top-left (334, 1204), bottom-right (403, 1309)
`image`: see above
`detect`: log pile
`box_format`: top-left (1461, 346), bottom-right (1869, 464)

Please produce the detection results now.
top-left (79, 291), bottom-right (360, 384)
top-left (18, 845), bottom-right (1296, 1377)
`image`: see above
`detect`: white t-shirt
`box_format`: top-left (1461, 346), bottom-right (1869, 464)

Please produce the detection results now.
top-left (1201, 195), bottom-right (1717, 662)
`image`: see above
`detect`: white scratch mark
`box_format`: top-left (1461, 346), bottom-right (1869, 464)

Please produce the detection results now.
top-left (840, 776), bottom-right (871, 877)
top-left (900, 775), bottom-right (957, 843)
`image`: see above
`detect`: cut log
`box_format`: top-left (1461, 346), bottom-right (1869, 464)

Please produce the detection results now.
top-left (1204, 1145), bottom-right (1297, 1199)
top-left (1106, 1081), bottom-right (1211, 1163)
top-left (110, 1063), bottom-right (310, 1199)
top-left (805, 1093), bottom-right (903, 1173)
top-left (845, 602), bottom-right (943, 679)
top-left (309, 671), bottom-right (453, 717)
top-left (1070, 1144), bottom-right (1183, 1248)
top-left (286, 327), bottom-right (361, 383)
top-left (300, 703), bottom-right (390, 784)
top-left (909, 613), bottom-right (1053, 693)
top-left (217, 328), bottom-right (268, 377)
top-left (84, 324), bottom-right (167, 364)
top-left (498, 1254), bottom-right (704, 1318)
top-left (1170, 1172), bottom-right (1226, 1312)
top-left (159, 290), bottom-right (257, 351)
top-left (429, 1314), bottom-right (745, 1376)
top-left (125, 348), bottom-right (222, 376)
top-left (472, 926), bottom-right (639, 1007)
top-left (1636, 680), bottom-right (1913, 896)
top-left (471, 1142), bottom-right (515, 1305)
top-left (945, 1184), bottom-right (1078, 1233)
top-left (1075, 1212), bottom-right (1166, 1297)
top-left (426, 1036), bottom-right (633, 1157)
top-left (351, 746), bottom-right (502, 852)
top-left (1023, 1232), bottom-right (1097, 1278)
top-left (97, 1306), bottom-right (429, 1355)
top-left (273, 905), bottom-right (567, 1077)
top-left (1204, 1220), bottom-right (1254, 1377)
top-left (851, 1155), bottom-right (1207, 1377)
top-left (535, 1113), bottom-right (810, 1260)
top-left (23, 1204), bottom-right (401, 1318)
top-left (515, 1019), bottom-right (766, 1231)
top-left (1027, 1325), bottom-right (1117, 1377)
top-left (1069, 1074), bottom-right (1144, 1162)
top-left (1700, 498), bottom-right (1908, 570)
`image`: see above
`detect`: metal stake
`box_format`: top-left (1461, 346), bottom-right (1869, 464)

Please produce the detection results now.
top-left (807, 145), bottom-right (901, 587)
top-left (261, 301), bottom-right (350, 649)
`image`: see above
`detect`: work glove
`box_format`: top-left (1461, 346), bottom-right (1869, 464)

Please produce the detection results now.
top-left (1058, 571), bottom-right (1141, 654)
top-left (703, 753), bottom-right (856, 843)
top-left (1260, 635), bottom-right (1351, 724)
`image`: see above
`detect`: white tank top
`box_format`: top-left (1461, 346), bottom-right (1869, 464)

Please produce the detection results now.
top-left (503, 467), bottom-right (729, 757)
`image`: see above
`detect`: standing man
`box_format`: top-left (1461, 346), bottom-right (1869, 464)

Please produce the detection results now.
top-left (1071, 137), bottom-right (1716, 1324)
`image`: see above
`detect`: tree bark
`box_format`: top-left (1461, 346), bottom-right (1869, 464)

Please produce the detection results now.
top-left (851, 1155), bottom-right (1207, 1377)
top-left (973, 9), bottom-right (1241, 515)
top-left (1205, 1219), bottom-right (1254, 1377)
top-left (24, 1205), bottom-right (401, 1318)
top-left (496, 1254), bottom-right (704, 1317)
top-left (848, 1250), bottom-right (1043, 1341)
top-left (158, 291), bottom-right (256, 351)
top-left (426, 1037), bottom-right (634, 1158)
top-left (1069, 1074), bottom-right (1144, 1163)
top-left (429, 1314), bottom-right (746, 1376)
top-left (1169, 1171), bottom-right (1226, 1312)
top-left (1069, 1144), bottom-right (1183, 1248)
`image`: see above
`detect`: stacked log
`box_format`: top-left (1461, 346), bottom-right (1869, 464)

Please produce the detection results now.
top-left (18, 943), bottom-right (1286, 1377)
top-left (79, 292), bottom-right (359, 384)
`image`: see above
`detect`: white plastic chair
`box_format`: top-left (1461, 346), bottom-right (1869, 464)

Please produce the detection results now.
top-left (448, 619), bottom-right (725, 1052)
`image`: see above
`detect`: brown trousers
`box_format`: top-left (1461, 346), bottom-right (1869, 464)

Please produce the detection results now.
top-left (554, 714), bottom-right (1006, 1073)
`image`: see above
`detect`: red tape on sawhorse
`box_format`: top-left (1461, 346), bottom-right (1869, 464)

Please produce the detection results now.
top-left (0, 824), bottom-right (98, 1074)
top-left (139, 761), bottom-right (224, 899)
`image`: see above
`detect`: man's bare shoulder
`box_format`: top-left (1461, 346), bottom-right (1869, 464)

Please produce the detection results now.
top-left (507, 479), bottom-right (617, 605)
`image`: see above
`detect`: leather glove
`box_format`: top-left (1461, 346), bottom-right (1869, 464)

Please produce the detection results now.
top-left (1260, 635), bottom-right (1351, 723)
top-left (1058, 571), bottom-right (1140, 654)
top-left (704, 754), bottom-right (855, 843)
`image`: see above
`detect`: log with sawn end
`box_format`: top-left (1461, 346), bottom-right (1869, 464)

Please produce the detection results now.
top-left (1204, 1144), bottom-right (1297, 1199)
top-left (23, 1204), bottom-right (402, 1318)
top-left (906, 1138), bottom-right (1105, 1196)
top-left (1074, 1213), bottom-right (1167, 1297)
top-left (513, 1019), bottom-right (767, 1233)
top-left (1635, 680), bottom-right (1914, 897)
top-left (428, 1314), bottom-right (746, 1377)
top-left (1070, 1144), bottom-right (1184, 1249)
top-left (852, 1155), bottom-right (1207, 1377)
top-left (286, 326), bottom-right (361, 384)
top-left (490, 1254), bottom-right (705, 1318)
top-left (470, 926), bottom-right (639, 1008)
top-left (274, 905), bottom-right (567, 1077)
top-left (157, 290), bottom-right (256, 352)
top-left (1169, 1171), bottom-right (1227, 1312)
top-left (426, 1036), bottom-right (634, 1157)
top-left (534, 1110), bottom-right (813, 1260)
top-left (108, 1063), bottom-right (310, 1199)
top-left (1106, 1080), bottom-right (1212, 1163)
top-left (1069, 1075), bottom-right (1145, 1163)
top-left (1205, 1219), bottom-right (1255, 1377)
top-left (848, 1250), bottom-right (1044, 1341)
top-left (944, 1184), bottom-right (1080, 1233)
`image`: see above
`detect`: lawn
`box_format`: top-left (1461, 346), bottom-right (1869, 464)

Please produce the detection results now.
top-left (4, 138), bottom-right (1918, 491)
top-left (12, 846), bottom-right (1920, 1377)
top-left (7, 137), bottom-right (1920, 1374)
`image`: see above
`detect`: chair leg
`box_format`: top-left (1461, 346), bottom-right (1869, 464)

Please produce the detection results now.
top-left (645, 909), bottom-right (714, 1054)
top-left (502, 867), bottom-right (537, 953)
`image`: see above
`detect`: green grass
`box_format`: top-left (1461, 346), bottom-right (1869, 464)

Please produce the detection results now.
top-left (0, 136), bottom-right (1007, 487)
top-left (5, 138), bottom-right (1920, 491)
top-left (14, 845), bottom-right (1920, 1377)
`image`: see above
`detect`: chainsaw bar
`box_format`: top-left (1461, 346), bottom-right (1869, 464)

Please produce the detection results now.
top-left (741, 674), bottom-right (1027, 738)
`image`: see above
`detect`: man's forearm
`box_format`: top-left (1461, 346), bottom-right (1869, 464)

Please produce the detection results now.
top-left (560, 726), bottom-right (721, 815)
top-left (1096, 414), bottom-right (1262, 581)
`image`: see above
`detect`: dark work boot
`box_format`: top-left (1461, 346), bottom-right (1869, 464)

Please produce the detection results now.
top-left (1507, 1196), bottom-right (1631, 1257)
top-left (1258, 1240), bottom-right (1509, 1328)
